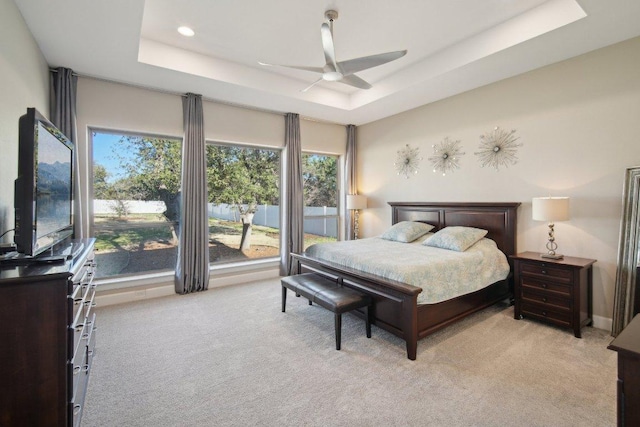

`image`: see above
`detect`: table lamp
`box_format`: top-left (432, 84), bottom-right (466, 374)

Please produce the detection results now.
top-left (346, 194), bottom-right (367, 240)
top-left (532, 197), bottom-right (570, 259)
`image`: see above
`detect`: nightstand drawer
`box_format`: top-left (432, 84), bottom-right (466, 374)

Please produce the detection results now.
top-left (521, 289), bottom-right (571, 312)
top-left (520, 263), bottom-right (573, 284)
top-left (521, 277), bottom-right (572, 298)
top-left (521, 302), bottom-right (572, 327)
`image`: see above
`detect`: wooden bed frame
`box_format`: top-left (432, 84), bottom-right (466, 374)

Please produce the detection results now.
top-left (291, 202), bottom-right (520, 360)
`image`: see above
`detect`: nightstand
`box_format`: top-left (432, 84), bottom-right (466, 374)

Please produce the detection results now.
top-left (510, 252), bottom-right (596, 338)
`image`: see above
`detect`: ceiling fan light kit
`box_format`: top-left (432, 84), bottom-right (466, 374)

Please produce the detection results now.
top-left (259, 9), bottom-right (407, 92)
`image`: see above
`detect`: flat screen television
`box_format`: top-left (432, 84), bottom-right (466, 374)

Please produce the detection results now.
top-left (14, 108), bottom-right (74, 257)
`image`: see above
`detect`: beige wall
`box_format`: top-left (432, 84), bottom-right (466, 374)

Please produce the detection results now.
top-left (358, 36), bottom-right (640, 324)
top-left (0, 0), bottom-right (49, 241)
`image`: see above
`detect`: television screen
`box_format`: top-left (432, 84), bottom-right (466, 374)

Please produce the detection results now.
top-left (14, 108), bottom-right (74, 257)
top-left (34, 121), bottom-right (73, 248)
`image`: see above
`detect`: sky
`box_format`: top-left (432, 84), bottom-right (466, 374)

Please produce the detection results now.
top-left (92, 132), bottom-right (131, 183)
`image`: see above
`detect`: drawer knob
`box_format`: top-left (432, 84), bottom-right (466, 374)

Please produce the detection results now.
top-left (542, 297), bottom-right (548, 302)
top-left (73, 365), bottom-right (81, 375)
top-left (542, 284), bottom-right (547, 288)
top-left (542, 311), bottom-right (547, 316)
top-left (73, 404), bottom-right (82, 415)
top-left (541, 270), bottom-right (547, 274)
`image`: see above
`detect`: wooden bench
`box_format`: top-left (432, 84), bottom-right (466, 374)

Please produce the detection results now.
top-left (281, 273), bottom-right (372, 350)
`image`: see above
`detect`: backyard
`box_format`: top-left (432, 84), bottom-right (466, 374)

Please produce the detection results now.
top-left (93, 214), bottom-right (335, 278)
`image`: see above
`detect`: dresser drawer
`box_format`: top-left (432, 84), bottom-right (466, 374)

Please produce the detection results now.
top-left (521, 277), bottom-right (572, 298)
top-left (521, 289), bottom-right (571, 312)
top-left (520, 263), bottom-right (573, 284)
top-left (521, 302), bottom-right (572, 327)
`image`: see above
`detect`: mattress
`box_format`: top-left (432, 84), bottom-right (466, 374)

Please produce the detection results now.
top-left (305, 234), bottom-right (510, 304)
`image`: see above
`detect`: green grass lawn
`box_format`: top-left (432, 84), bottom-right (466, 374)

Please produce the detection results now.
top-left (93, 216), bottom-right (336, 253)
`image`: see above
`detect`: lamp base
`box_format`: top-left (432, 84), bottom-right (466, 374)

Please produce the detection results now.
top-left (541, 253), bottom-right (564, 260)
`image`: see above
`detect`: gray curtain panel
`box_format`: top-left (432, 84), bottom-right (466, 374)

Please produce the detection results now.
top-left (50, 67), bottom-right (83, 240)
top-left (174, 93), bottom-right (209, 294)
top-left (279, 113), bottom-right (304, 276)
top-left (345, 124), bottom-right (357, 240)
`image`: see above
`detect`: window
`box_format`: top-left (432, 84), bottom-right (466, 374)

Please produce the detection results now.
top-left (91, 131), bottom-right (182, 279)
top-left (205, 143), bottom-right (281, 264)
top-left (302, 153), bottom-right (339, 249)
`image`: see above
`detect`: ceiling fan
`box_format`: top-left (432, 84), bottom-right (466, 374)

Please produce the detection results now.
top-left (259, 10), bottom-right (407, 92)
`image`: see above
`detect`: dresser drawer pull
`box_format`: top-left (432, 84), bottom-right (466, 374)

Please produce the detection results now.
top-left (542, 297), bottom-right (548, 302)
top-left (73, 404), bottom-right (82, 415)
top-left (541, 270), bottom-right (547, 274)
top-left (542, 284), bottom-right (547, 288)
top-left (542, 311), bottom-right (547, 316)
top-left (74, 297), bottom-right (83, 305)
top-left (74, 323), bottom-right (84, 332)
top-left (73, 365), bottom-right (81, 375)
top-left (88, 349), bottom-right (94, 357)
top-left (82, 364), bottom-right (90, 373)
top-left (81, 332), bottom-right (89, 340)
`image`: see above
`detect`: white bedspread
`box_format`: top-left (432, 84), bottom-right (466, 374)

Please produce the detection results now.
top-left (305, 235), bottom-right (510, 305)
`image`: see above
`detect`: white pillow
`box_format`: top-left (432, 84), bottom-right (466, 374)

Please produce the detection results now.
top-left (423, 226), bottom-right (488, 251)
top-left (380, 221), bottom-right (435, 243)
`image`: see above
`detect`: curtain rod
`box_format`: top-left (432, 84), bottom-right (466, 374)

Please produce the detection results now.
top-left (49, 67), bottom-right (79, 76)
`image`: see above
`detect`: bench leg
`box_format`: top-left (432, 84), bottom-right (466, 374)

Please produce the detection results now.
top-left (335, 313), bottom-right (342, 350)
top-left (281, 286), bottom-right (287, 312)
top-left (364, 305), bottom-right (372, 338)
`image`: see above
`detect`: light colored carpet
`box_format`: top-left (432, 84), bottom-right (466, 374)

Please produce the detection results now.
top-left (82, 278), bottom-right (617, 427)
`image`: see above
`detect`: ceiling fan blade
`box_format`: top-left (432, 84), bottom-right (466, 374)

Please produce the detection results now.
top-left (258, 61), bottom-right (324, 74)
top-left (339, 74), bottom-right (372, 90)
top-left (338, 50), bottom-right (407, 76)
top-left (320, 23), bottom-right (338, 71)
top-left (300, 78), bottom-right (324, 93)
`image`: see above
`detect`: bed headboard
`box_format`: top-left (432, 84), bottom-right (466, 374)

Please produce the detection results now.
top-left (389, 202), bottom-right (520, 256)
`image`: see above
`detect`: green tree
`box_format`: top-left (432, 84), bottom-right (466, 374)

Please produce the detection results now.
top-left (93, 164), bottom-right (111, 199)
top-left (303, 154), bottom-right (337, 207)
top-left (206, 145), bottom-right (280, 249)
top-left (114, 136), bottom-right (182, 240)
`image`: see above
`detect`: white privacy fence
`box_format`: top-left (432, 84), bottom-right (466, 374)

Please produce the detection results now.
top-left (94, 200), bottom-right (338, 238)
top-left (209, 203), bottom-right (338, 238)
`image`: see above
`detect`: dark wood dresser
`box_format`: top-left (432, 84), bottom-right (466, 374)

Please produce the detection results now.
top-left (511, 251), bottom-right (596, 338)
top-left (0, 238), bottom-right (96, 426)
top-left (609, 314), bottom-right (640, 426)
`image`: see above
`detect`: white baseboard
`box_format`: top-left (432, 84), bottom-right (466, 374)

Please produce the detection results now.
top-left (592, 314), bottom-right (612, 332)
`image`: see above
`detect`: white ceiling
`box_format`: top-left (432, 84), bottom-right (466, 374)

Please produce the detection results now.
top-left (13, 0), bottom-right (640, 125)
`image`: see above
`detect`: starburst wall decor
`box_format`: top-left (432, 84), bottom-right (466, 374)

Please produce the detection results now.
top-left (394, 144), bottom-right (422, 178)
top-left (429, 137), bottom-right (465, 176)
top-left (475, 126), bottom-right (522, 170)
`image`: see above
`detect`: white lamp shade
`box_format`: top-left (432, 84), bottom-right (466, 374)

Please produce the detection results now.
top-left (346, 194), bottom-right (367, 210)
top-left (532, 197), bottom-right (570, 222)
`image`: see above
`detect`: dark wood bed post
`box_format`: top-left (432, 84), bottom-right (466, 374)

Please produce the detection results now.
top-left (403, 293), bottom-right (419, 360)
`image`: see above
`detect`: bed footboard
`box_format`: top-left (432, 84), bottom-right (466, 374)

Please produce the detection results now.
top-left (291, 253), bottom-right (422, 360)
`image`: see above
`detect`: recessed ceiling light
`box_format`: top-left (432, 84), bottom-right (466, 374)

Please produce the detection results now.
top-left (177, 26), bottom-right (195, 37)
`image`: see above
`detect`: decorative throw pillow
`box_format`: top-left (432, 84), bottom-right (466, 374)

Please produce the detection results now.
top-left (423, 226), bottom-right (488, 251)
top-left (380, 221), bottom-right (435, 243)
